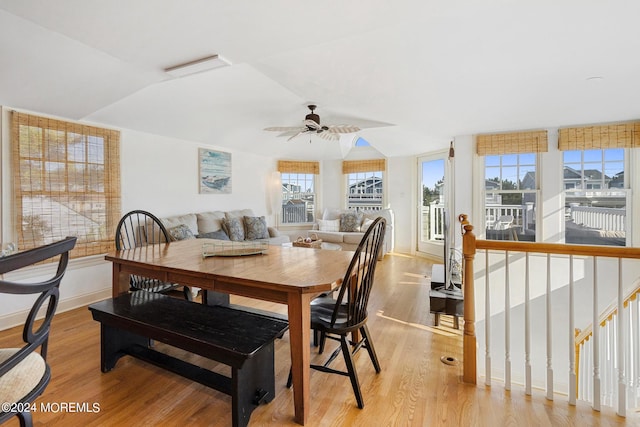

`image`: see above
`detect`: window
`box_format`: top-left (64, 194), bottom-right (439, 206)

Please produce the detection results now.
top-left (342, 159), bottom-right (386, 211)
top-left (563, 148), bottom-right (627, 246)
top-left (477, 130), bottom-right (547, 242)
top-left (484, 153), bottom-right (537, 241)
top-left (11, 112), bottom-right (121, 258)
top-left (277, 160), bottom-right (318, 224)
top-left (558, 121), bottom-right (638, 246)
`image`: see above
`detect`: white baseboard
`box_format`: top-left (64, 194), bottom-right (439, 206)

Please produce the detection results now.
top-left (0, 288), bottom-right (112, 331)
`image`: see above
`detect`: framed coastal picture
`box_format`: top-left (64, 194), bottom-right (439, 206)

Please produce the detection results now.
top-left (199, 148), bottom-right (232, 194)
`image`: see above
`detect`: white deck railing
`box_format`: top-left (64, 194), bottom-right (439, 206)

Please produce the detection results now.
top-left (569, 206), bottom-right (626, 233)
top-left (459, 214), bottom-right (640, 417)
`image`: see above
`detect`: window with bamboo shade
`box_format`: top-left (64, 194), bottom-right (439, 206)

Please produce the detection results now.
top-left (277, 160), bottom-right (319, 224)
top-left (476, 130), bottom-right (548, 155)
top-left (558, 122), bottom-right (639, 150)
top-left (559, 122), bottom-right (634, 247)
top-left (11, 111), bottom-right (121, 258)
top-left (476, 131), bottom-right (545, 242)
top-left (343, 159), bottom-right (386, 211)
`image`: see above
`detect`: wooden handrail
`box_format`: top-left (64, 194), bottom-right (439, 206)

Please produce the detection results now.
top-left (575, 284), bottom-right (640, 345)
top-left (475, 240), bottom-right (640, 259)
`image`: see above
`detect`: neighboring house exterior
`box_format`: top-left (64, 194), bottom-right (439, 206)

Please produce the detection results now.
top-left (563, 166), bottom-right (609, 189)
top-left (347, 176), bottom-right (383, 209)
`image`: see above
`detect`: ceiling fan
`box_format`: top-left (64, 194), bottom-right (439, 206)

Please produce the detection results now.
top-left (264, 105), bottom-right (361, 142)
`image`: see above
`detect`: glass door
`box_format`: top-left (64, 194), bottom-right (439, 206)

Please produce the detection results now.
top-left (417, 154), bottom-right (448, 258)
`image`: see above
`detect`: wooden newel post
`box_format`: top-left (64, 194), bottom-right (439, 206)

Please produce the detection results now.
top-left (459, 214), bottom-right (477, 384)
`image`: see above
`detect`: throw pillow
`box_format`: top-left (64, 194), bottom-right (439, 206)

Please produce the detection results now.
top-left (361, 218), bottom-right (375, 232)
top-left (243, 216), bottom-right (269, 240)
top-left (197, 230), bottom-right (230, 240)
top-left (167, 224), bottom-right (195, 241)
top-left (339, 211), bottom-right (363, 232)
top-left (221, 217), bottom-right (245, 241)
top-left (318, 219), bottom-right (340, 232)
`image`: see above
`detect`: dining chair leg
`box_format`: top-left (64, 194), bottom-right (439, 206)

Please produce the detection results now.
top-left (318, 331), bottom-right (327, 354)
top-left (17, 410), bottom-right (33, 427)
top-left (360, 324), bottom-right (381, 373)
top-left (341, 335), bottom-right (364, 409)
top-left (286, 368), bottom-right (293, 389)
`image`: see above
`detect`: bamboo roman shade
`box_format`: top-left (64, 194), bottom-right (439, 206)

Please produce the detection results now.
top-left (11, 111), bottom-right (121, 259)
top-left (558, 122), bottom-right (640, 150)
top-left (277, 160), bottom-right (319, 174)
top-left (476, 130), bottom-right (548, 155)
top-left (342, 159), bottom-right (386, 174)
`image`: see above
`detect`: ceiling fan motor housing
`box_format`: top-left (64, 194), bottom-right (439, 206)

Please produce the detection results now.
top-left (305, 112), bottom-right (320, 124)
top-left (305, 105), bottom-right (320, 125)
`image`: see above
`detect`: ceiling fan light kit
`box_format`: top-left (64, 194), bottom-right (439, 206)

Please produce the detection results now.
top-left (264, 105), bottom-right (361, 142)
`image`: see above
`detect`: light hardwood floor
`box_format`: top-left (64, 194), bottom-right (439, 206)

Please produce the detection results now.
top-left (1, 253), bottom-right (638, 426)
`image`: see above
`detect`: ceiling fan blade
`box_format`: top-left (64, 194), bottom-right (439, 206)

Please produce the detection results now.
top-left (286, 130), bottom-right (310, 142)
top-left (303, 119), bottom-right (321, 130)
top-left (264, 126), bottom-right (304, 132)
top-left (317, 131), bottom-right (340, 141)
top-left (327, 125), bottom-right (361, 134)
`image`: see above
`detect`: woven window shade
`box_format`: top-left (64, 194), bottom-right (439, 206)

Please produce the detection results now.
top-left (11, 111), bottom-right (121, 259)
top-left (277, 160), bottom-right (319, 174)
top-left (558, 122), bottom-right (640, 150)
top-left (342, 159), bottom-right (386, 174)
top-left (476, 130), bottom-right (548, 155)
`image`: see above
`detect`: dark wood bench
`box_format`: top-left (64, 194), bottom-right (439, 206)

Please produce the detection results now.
top-left (88, 292), bottom-right (289, 427)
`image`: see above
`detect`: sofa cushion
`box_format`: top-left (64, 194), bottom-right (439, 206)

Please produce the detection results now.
top-left (243, 216), bottom-right (269, 240)
top-left (311, 231), bottom-right (346, 244)
top-left (322, 208), bottom-right (343, 221)
top-left (362, 208), bottom-right (393, 227)
top-left (221, 217), bottom-right (245, 241)
top-left (225, 209), bottom-right (255, 219)
top-left (339, 211), bottom-right (363, 232)
top-left (196, 211), bottom-right (226, 233)
top-left (197, 230), bottom-right (230, 240)
top-left (162, 213), bottom-right (198, 235)
top-left (167, 224), bottom-right (196, 241)
top-left (318, 219), bottom-right (340, 232)
top-left (361, 217), bottom-right (376, 232)
top-left (343, 232), bottom-right (366, 245)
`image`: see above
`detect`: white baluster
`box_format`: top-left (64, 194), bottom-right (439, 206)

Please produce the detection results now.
top-left (546, 253), bottom-right (553, 400)
top-left (569, 254), bottom-right (576, 405)
top-left (593, 258), bottom-right (601, 411)
top-left (617, 258), bottom-right (626, 416)
top-left (633, 294), bottom-right (639, 408)
top-left (485, 249), bottom-right (491, 386)
top-left (505, 250), bottom-right (511, 391)
top-left (525, 252), bottom-right (531, 396)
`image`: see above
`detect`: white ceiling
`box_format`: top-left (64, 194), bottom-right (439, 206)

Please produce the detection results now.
top-left (1, 1), bottom-right (639, 160)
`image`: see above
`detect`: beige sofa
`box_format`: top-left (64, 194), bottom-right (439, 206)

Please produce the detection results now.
top-left (309, 208), bottom-right (393, 257)
top-left (161, 209), bottom-right (290, 245)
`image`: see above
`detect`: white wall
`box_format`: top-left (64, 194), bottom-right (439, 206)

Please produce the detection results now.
top-left (387, 156), bottom-right (413, 254)
top-left (119, 128), bottom-right (277, 221)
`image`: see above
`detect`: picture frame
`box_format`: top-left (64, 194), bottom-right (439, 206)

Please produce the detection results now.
top-left (199, 148), bottom-right (232, 194)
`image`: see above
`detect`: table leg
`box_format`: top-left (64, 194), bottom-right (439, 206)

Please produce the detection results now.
top-left (112, 263), bottom-right (129, 297)
top-left (287, 293), bottom-right (312, 425)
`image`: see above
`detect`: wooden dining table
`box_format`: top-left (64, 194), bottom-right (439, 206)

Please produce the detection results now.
top-left (105, 238), bottom-right (354, 425)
